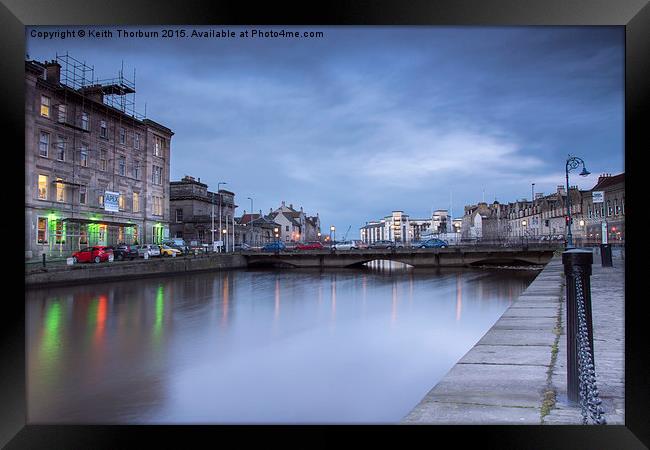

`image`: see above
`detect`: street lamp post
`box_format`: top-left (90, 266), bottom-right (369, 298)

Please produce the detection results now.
top-left (247, 196), bottom-right (253, 246)
top-left (330, 225), bottom-right (336, 243)
top-left (217, 181), bottom-right (226, 252)
top-left (521, 219), bottom-right (528, 246)
top-left (565, 155), bottom-right (590, 248)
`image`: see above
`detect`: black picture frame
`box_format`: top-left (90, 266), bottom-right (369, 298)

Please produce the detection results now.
top-left (3, 0), bottom-right (647, 448)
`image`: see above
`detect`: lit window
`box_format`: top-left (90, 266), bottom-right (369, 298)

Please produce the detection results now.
top-left (79, 186), bottom-right (86, 204)
top-left (118, 227), bottom-right (124, 243)
top-left (119, 127), bottom-right (126, 144)
top-left (80, 225), bottom-right (88, 244)
top-left (133, 192), bottom-right (139, 212)
top-left (37, 217), bottom-right (48, 243)
top-left (80, 145), bottom-right (88, 167)
top-left (81, 112), bottom-right (89, 131)
top-left (99, 194), bottom-right (104, 206)
top-left (55, 220), bottom-right (65, 244)
top-left (56, 178), bottom-right (65, 202)
top-left (38, 175), bottom-right (48, 200)
top-left (39, 132), bottom-right (49, 157)
top-left (56, 136), bottom-right (65, 161)
top-left (40, 95), bottom-right (50, 117)
top-left (118, 193), bottom-right (125, 210)
top-left (58, 104), bottom-right (66, 123)
top-left (100, 120), bottom-right (107, 138)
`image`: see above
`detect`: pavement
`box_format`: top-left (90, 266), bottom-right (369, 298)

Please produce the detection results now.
top-left (402, 247), bottom-right (624, 424)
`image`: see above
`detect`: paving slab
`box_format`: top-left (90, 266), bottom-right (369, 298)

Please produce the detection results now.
top-left (404, 401), bottom-right (541, 425)
top-left (458, 344), bottom-right (551, 366)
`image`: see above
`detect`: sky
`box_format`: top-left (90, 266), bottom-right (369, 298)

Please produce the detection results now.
top-left (26, 26), bottom-right (624, 235)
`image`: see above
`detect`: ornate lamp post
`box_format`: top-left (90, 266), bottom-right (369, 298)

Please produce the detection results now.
top-left (565, 155), bottom-right (590, 248)
top-left (330, 225), bottom-right (336, 242)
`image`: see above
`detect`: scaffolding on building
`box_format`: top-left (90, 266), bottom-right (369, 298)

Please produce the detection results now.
top-left (55, 52), bottom-right (146, 120)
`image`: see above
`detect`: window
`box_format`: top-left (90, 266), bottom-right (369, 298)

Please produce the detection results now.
top-left (132, 192), bottom-right (139, 213)
top-left (133, 226), bottom-right (139, 244)
top-left (588, 206), bottom-right (592, 218)
top-left (100, 120), bottom-right (107, 138)
top-left (285, 225), bottom-right (289, 231)
top-left (118, 227), bottom-right (124, 244)
top-left (175, 231), bottom-right (183, 239)
top-left (118, 193), bottom-right (125, 210)
top-left (197, 229), bottom-right (204, 242)
top-left (81, 112), bottom-right (89, 131)
top-left (55, 220), bottom-right (65, 244)
top-left (99, 149), bottom-right (107, 171)
top-left (154, 136), bottom-right (165, 156)
top-left (58, 104), bottom-right (66, 123)
top-left (99, 193), bottom-right (104, 207)
top-left (56, 178), bottom-right (65, 202)
top-left (614, 198), bottom-right (620, 215)
top-left (38, 175), bottom-right (48, 200)
top-left (176, 208), bottom-right (183, 222)
top-left (134, 133), bottom-right (140, 149)
top-left (119, 127), bottom-right (126, 144)
top-left (153, 196), bottom-right (162, 215)
top-left (152, 165), bottom-right (163, 185)
top-left (80, 225), bottom-right (88, 245)
top-left (133, 160), bottom-right (140, 179)
top-left (118, 156), bottom-right (126, 176)
top-left (607, 200), bottom-right (612, 217)
top-left (37, 217), bottom-right (48, 243)
top-left (79, 186), bottom-right (86, 204)
top-left (39, 132), bottom-right (49, 157)
top-left (80, 145), bottom-right (88, 167)
top-left (56, 136), bottom-right (65, 161)
top-left (40, 95), bottom-right (50, 117)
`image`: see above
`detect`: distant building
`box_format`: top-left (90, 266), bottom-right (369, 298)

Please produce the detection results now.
top-left (25, 56), bottom-right (173, 259)
top-left (267, 201), bottom-right (321, 243)
top-left (581, 173), bottom-right (624, 244)
top-left (169, 175), bottom-right (236, 245)
top-left (360, 210), bottom-right (410, 244)
top-left (235, 212), bottom-right (277, 246)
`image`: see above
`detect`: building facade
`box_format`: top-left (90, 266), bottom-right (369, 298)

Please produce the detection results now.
top-left (580, 173), bottom-right (625, 245)
top-left (169, 175), bottom-right (236, 246)
top-left (25, 57), bottom-right (173, 259)
top-left (267, 201), bottom-right (321, 243)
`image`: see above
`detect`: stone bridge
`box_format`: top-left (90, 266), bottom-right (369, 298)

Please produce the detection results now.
top-left (243, 246), bottom-right (558, 268)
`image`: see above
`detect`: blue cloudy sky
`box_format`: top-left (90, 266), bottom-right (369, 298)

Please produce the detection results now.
top-left (27, 26), bottom-right (624, 234)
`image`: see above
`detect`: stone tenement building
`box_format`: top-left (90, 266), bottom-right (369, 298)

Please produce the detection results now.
top-left (25, 56), bottom-right (173, 259)
top-left (169, 176), bottom-right (236, 245)
top-left (460, 173), bottom-right (625, 244)
top-left (267, 201), bottom-right (321, 243)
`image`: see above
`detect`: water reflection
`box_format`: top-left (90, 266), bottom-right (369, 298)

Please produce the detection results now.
top-left (27, 263), bottom-right (537, 423)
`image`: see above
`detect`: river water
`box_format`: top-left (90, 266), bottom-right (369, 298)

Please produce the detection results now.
top-left (26, 262), bottom-right (537, 424)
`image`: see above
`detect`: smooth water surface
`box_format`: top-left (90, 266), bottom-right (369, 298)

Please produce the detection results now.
top-left (26, 262), bottom-right (537, 423)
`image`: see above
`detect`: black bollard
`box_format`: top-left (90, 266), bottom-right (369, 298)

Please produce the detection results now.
top-left (42, 253), bottom-right (46, 268)
top-left (600, 243), bottom-right (612, 267)
top-left (562, 248), bottom-right (595, 404)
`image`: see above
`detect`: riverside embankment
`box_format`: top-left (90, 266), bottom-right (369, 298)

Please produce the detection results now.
top-left (25, 253), bottom-right (247, 288)
top-left (402, 249), bottom-right (625, 424)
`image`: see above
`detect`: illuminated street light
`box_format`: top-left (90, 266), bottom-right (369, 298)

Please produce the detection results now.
top-left (565, 155), bottom-right (590, 248)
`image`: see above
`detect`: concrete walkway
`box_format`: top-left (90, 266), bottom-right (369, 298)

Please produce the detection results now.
top-left (402, 249), bottom-right (624, 424)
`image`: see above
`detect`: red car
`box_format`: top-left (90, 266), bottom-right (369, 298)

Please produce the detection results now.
top-left (296, 241), bottom-right (324, 250)
top-left (72, 246), bottom-right (113, 263)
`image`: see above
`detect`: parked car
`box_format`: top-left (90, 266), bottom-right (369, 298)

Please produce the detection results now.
top-left (296, 241), bottom-right (324, 250)
top-left (352, 240), bottom-right (369, 249)
top-left (332, 240), bottom-right (358, 250)
top-left (136, 244), bottom-right (161, 258)
top-left (159, 244), bottom-right (181, 257)
top-left (110, 244), bottom-right (138, 261)
top-left (419, 238), bottom-right (449, 248)
top-left (162, 239), bottom-right (188, 253)
top-left (234, 243), bottom-right (252, 251)
top-left (72, 245), bottom-right (113, 264)
top-left (262, 241), bottom-right (286, 252)
top-left (369, 240), bottom-right (395, 249)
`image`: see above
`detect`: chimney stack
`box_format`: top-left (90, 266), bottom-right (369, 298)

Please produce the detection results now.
top-left (44, 60), bottom-right (61, 84)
